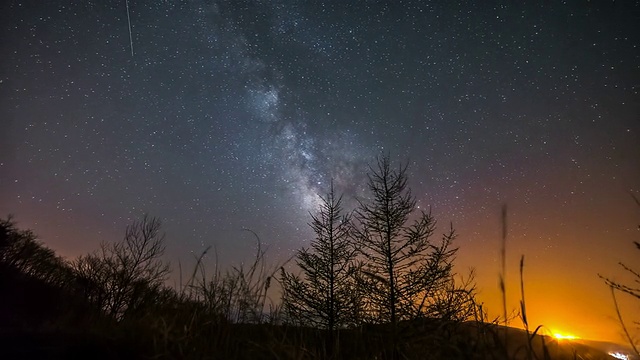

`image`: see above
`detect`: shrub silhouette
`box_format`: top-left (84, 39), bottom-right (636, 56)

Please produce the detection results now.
top-left (0, 216), bottom-right (71, 287)
top-left (71, 214), bottom-right (170, 321)
top-left (0, 216), bottom-right (94, 328)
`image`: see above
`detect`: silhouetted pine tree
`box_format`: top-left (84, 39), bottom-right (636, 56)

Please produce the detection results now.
top-left (353, 156), bottom-right (458, 327)
top-left (281, 182), bottom-right (360, 335)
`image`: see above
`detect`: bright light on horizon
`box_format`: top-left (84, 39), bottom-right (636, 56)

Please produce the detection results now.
top-left (553, 332), bottom-right (579, 340)
top-left (608, 352), bottom-right (629, 360)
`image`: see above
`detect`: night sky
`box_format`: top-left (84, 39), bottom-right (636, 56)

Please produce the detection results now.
top-left (1, 0), bottom-right (639, 343)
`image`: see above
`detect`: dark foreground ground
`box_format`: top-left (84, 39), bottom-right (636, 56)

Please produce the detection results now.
top-left (0, 321), bottom-right (637, 360)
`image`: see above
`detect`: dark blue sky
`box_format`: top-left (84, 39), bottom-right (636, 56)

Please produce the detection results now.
top-left (1, 0), bottom-right (639, 342)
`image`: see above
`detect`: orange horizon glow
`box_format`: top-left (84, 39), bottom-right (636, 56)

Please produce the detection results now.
top-left (464, 241), bottom-right (638, 346)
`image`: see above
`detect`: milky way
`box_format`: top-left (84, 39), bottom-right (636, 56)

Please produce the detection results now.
top-left (1, 0), bottom-right (639, 342)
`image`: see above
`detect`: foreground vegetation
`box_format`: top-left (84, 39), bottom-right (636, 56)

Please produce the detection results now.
top-left (0, 157), bottom-right (637, 359)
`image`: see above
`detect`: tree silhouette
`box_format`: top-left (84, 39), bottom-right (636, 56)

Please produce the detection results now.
top-left (600, 193), bottom-right (640, 356)
top-left (0, 216), bottom-right (99, 329)
top-left (281, 182), bottom-right (360, 335)
top-left (72, 214), bottom-right (170, 320)
top-left (0, 216), bottom-right (71, 286)
top-left (601, 193), bottom-right (640, 300)
top-left (352, 156), bottom-right (458, 327)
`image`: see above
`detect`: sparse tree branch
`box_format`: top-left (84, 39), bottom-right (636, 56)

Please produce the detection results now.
top-left (71, 214), bottom-right (170, 320)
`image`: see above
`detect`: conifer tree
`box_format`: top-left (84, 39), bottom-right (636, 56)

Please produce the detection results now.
top-left (281, 182), bottom-right (360, 334)
top-left (353, 156), bottom-right (458, 326)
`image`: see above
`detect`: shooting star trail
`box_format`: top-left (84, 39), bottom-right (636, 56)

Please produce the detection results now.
top-left (125, 0), bottom-right (134, 57)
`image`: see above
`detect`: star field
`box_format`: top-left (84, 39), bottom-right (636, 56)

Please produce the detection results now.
top-left (1, 0), bottom-right (639, 343)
